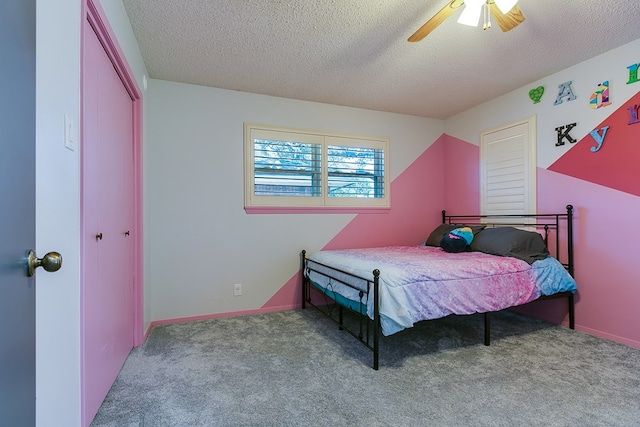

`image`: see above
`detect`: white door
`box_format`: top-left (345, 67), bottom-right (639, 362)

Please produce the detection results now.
top-left (1, 1), bottom-right (36, 424)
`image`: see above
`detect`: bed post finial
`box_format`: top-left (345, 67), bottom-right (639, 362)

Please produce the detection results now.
top-left (301, 250), bottom-right (307, 309)
top-left (372, 268), bottom-right (381, 370)
top-left (565, 206), bottom-right (574, 277)
top-left (441, 210), bottom-right (446, 223)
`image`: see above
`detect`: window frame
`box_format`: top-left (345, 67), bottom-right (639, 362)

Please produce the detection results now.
top-left (244, 123), bottom-right (390, 213)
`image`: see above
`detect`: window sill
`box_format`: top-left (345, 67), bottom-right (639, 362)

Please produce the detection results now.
top-left (245, 206), bottom-right (391, 214)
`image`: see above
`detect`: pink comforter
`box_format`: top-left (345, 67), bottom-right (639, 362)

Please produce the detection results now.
top-left (306, 245), bottom-right (577, 335)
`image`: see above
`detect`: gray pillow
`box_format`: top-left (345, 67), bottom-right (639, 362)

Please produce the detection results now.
top-left (470, 227), bottom-right (549, 264)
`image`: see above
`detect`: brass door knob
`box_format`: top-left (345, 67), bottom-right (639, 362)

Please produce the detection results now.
top-left (27, 250), bottom-right (63, 277)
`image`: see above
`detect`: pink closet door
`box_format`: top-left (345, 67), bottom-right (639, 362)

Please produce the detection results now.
top-left (81, 19), bottom-right (135, 426)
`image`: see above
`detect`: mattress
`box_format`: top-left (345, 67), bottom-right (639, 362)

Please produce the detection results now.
top-left (305, 245), bottom-right (577, 336)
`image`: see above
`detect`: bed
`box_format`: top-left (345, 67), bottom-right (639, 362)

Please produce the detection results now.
top-left (301, 205), bottom-right (577, 369)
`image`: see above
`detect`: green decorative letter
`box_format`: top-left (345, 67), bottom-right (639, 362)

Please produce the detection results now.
top-left (627, 63), bottom-right (640, 85)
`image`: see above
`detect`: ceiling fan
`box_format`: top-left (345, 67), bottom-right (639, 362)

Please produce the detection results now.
top-left (408, 0), bottom-right (525, 42)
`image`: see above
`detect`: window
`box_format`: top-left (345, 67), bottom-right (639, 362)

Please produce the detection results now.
top-left (244, 124), bottom-right (389, 211)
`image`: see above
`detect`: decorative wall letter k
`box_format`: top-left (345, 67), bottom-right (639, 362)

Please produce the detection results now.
top-left (555, 123), bottom-right (577, 146)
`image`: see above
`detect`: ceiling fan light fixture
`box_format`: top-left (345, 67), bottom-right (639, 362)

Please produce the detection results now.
top-left (408, 0), bottom-right (525, 43)
top-left (457, 0), bottom-right (484, 27)
top-left (494, 0), bottom-right (519, 14)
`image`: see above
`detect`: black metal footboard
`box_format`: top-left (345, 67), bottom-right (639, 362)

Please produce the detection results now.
top-left (301, 249), bottom-right (382, 370)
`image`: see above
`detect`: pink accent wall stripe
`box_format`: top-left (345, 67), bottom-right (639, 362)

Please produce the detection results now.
top-left (548, 89), bottom-right (640, 197)
top-left (443, 134), bottom-right (480, 215)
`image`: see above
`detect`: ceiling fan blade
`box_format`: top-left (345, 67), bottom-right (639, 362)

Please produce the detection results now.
top-left (408, 1), bottom-right (462, 42)
top-left (488, 2), bottom-right (525, 32)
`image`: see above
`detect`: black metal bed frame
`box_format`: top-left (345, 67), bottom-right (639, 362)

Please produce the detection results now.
top-left (301, 205), bottom-right (576, 370)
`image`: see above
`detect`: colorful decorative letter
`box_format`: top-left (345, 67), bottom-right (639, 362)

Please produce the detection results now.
top-left (554, 81), bottom-right (577, 105)
top-left (555, 123), bottom-right (577, 146)
top-left (529, 86), bottom-right (544, 104)
top-left (627, 63), bottom-right (640, 85)
top-left (589, 81), bottom-right (611, 109)
top-left (589, 126), bottom-right (609, 152)
top-left (628, 105), bottom-right (640, 125)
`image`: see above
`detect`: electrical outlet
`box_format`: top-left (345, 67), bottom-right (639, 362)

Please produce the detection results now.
top-left (233, 283), bottom-right (242, 296)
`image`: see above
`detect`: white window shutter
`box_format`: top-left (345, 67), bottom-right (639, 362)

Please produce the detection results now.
top-left (480, 116), bottom-right (536, 217)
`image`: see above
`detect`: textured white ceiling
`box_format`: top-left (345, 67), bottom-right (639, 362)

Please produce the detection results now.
top-left (122, 0), bottom-right (640, 119)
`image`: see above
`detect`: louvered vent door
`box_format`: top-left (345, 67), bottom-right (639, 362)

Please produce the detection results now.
top-left (480, 117), bottom-right (537, 217)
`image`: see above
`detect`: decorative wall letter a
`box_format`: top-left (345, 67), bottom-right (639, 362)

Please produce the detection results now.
top-left (589, 126), bottom-right (609, 152)
top-left (555, 123), bottom-right (577, 146)
top-left (589, 81), bottom-right (611, 109)
top-left (627, 63), bottom-right (640, 85)
top-left (554, 81), bottom-right (577, 105)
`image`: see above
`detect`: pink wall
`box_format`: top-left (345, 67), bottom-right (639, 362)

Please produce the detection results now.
top-left (440, 134), bottom-right (640, 348)
top-left (264, 97), bottom-right (640, 350)
top-left (548, 90), bottom-right (640, 197)
top-left (540, 89), bottom-right (640, 347)
top-left (535, 169), bottom-right (640, 346)
top-left (442, 116), bottom-right (640, 347)
top-left (442, 134), bottom-right (480, 215)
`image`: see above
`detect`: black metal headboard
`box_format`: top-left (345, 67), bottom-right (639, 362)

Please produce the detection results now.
top-left (441, 205), bottom-right (574, 277)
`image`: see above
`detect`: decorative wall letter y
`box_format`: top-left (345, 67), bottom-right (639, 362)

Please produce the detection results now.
top-left (555, 123), bottom-right (577, 146)
top-left (589, 126), bottom-right (609, 152)
top-left (554, 81), bottom-right (577, 105)
top-left (589, 81), bottom-right (611, 109)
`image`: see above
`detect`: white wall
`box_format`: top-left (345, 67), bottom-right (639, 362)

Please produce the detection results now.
top-left (35, 0), bottom-right (81, 424)
top-left (445, 38), bottom-right (640, 168)
top-left (98, 1), bottom-right (148, 91)
top-left (146, 79), bottom-right (443, 321)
